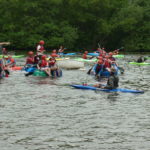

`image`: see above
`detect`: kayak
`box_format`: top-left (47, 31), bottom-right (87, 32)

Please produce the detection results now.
top-left (33, 69), bottom-right (62, 77)
top-left (10, 66), bottom-right (23, 71)
top-left (0, 55), bottom-right (24, 58)
top-left (71, 85), bottom-right (144, 94)
top-left (74, 58), bottom-right (97, 62)
top-left (58, 53), bottom-right (76, 56)
top-left (88, 53), bottom-right (99, 56)
top-left (113, 55), bottom-right (124, 58)
top-left (129, 62), bottom-right (150, 65)
top-left (87, 53), bottom-right (124, 58)
top-left (47, 57), bottom-right (70, 61)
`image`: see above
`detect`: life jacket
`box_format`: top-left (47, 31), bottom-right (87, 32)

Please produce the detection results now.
top-left (37, 45), bottom-right (45, 53)
top-left (26, 57), bottom-right (34, 64)
top-left (82, 54), bottom-right (87, 59)
top-left (104, 60), bottom-right (111, 68)
top-left (39, 60), bottom-right (48, 67)
top-left (49, 59), bottom-right (56, 67)
top-left (34, 55), bottom-right (40, 64)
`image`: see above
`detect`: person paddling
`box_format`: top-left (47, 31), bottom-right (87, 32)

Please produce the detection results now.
top-left (94, 67), bottom-right (119, 89)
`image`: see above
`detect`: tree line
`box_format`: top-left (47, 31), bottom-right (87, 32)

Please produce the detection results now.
top-left (0, 0), bottom-right (149, 52)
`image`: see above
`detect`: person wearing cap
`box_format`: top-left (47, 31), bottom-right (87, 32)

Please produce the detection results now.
top-left (36, 40), bottom-right (45, 55)
top-left (95, 67), bottom-right (119, 89)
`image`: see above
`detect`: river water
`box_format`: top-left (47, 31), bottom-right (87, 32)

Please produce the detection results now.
top-left (0, 55), bottom-right (150, 150)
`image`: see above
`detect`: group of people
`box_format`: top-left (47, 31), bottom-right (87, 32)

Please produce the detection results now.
top-left (83, 47), bottom-right (120, 90)
top-left (25, 40), bottom-right (63, 77)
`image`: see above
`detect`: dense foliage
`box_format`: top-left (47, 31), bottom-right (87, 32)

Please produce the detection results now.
top-left (0, 0), bottom-right (149, 52)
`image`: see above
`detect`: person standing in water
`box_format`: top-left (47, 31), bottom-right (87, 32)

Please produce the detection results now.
top-left (36, 40), bottom-right (45, 56)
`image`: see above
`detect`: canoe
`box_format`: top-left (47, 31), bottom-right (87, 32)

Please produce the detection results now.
top-left (71, 85), bottom-right (144, 94)
top-left (129, 62), bottom-right (150, 65)
top-left (0, 55), bottom-right (24, 58)
top-left (33, 69), bottom-right (62, 77)
top-left (58, 53), bottom-right (76, 56)
top-left (74, 58), bottom-right (97, 62)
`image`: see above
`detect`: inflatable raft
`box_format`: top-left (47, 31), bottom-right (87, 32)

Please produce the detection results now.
top-left (71, 85), bottom-right (144, 94)
top-left (57, 60), bottom-right (84, 69)
top-left (33, 69), bottom-right (62, 77)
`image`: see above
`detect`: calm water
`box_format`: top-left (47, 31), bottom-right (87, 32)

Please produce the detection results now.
top-left (0, 56), bottom-right (150, 150)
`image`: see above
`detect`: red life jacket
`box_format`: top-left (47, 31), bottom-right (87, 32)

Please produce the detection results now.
top-left (104, 60), bottom-right (111, 68)
top-left (82, 54), bottom-right (87, 59)
top-left (26, 57), bottom-right (34, 64)
top-left (40, 60), bottom-right (48, 67)
top-left (49, 60), bottom-right (56, 66)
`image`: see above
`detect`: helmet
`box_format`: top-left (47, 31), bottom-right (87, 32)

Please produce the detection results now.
top-left (28, 51), bottom-right (34, 55)
top-left (39, 40), bottom-right (45, 45)
top-left (84, 51), bottom-right (88, 54)
top-left (41, 55), bottom-right (46, 60)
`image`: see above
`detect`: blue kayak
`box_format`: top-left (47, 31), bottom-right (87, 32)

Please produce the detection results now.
top-left (71, 85), bottom-right (144, 94)
top-left (58, 53), bottom-right (76, 56)
top-left (88, 53), bottom-right (99, 56)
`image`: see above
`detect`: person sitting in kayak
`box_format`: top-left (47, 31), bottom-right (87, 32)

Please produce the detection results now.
top-left (34, 52), bottom-right (41, 65)
top-left (82, 51), bottom-right (88, 59)
top-left (94, 60), bottom-right (104, 77)
top-left (113, 49), bottom-right (119, 55)
top-left (108, 52), bottom-right (116, 61)
top-left (58, 45), bottom-right (65, 53)
top-left (51, 49), bottom-right (59, 58)
top-left (5, 56), bottom-right (16, 67)
top-left (37, 55), bottom-right (51, 76)
top-left (36, 40), bottom-right (45, 56)
top-left (2, 48), bottom-right (8, 55)
top-left (137, 56), bottom-right (147, 63)
top-left (25, 51), bottom-right (35, 65)
top-left (95, 67), bottom-right (119, 89)
top-left (48, 57), bottom-right (58, 77)
top-left (103, 55), bottom-right (111, 70)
